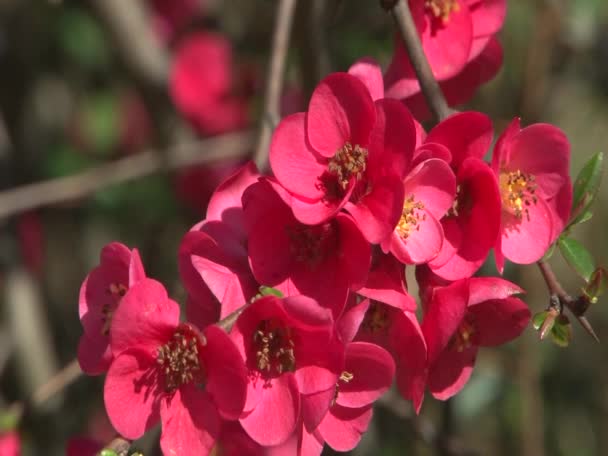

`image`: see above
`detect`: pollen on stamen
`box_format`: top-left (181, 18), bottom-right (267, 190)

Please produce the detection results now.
top-left (425, 0), bottom-right (460, 24)
top-left (362, 302), bottom-right (390, 333)
top-left (450, 317), bottom-right (477, 352)
top-left (253, 320), bottom-right (296, 377)
top-left (499, 170), bottom-right (538, 221)
top-left (157, 325), bottom-right (204, 392)
top-left (396, 195), bottom-right (426, 239)
top-left (327, 142), bottom-right (368, 190)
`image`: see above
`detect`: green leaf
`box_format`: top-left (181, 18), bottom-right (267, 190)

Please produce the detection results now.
top-left (99, 450), bottom-right (118, 456)
top-left (550, 315), bottom-right (572, 347)
top-left (258, 286), bottom-right (284, 298)
top-left (570, 151), bottom-right (603, 226)
top-left (558, 237), bottom-right (595, 281)
top-left (0, 411), bottom-right (18, 432)
top-left (584, 267), bottom-right (608, 302)
top-left (541, 242), bottom-right (557, 261)
top-left (532, 311), bottom-right (549, 331)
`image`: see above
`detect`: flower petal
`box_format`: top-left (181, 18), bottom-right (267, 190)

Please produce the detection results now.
top-left (428, 346), bottom-right (478, 400)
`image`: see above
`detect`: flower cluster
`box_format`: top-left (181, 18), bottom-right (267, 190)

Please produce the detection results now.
top-left (74, 1), bottom-right (578, 453)
top-left (76, 60), bottom-right (573, 453)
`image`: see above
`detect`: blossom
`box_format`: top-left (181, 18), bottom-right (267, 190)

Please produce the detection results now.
top-left (78, 242), bottom-right (146, 375)
top-left (385, 1), bottom-right (506, 119)
top-left (230, 294), bottom-right (341, 446)
top-left (491, 118), bottom-right (572, 271)
top-left (179, 162), bottom-right (260, 327)
top-left (420, 276), bottom-right (530, 400)
top-left (66, 438), bottom-right (102, 456)
top-left (170, 32), bottom-right (249, 136)
top-left (269, 72), bottom-right (416, 243)
top-left (420, 112), bottom-right (501, 280)
top-left (242, 178), bottom-right (370, 316)
top-left (104, 279), bottom-right (247, 455)
top-left (381, 158), bottom-right (456, 264)
top-left (0, 431), bottom-right (20, 456)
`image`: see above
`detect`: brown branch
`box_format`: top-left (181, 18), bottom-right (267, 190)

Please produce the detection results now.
top-left (537, 260), bottom-right (599, 342)
top-left (8, 358), bottom-right (82, 423)
top-left (0, 131), bottom-right (252, 219)
top-left (388, 0), bottom-right (452, 122)
top-left (253, 0), bottom-right (298, 171)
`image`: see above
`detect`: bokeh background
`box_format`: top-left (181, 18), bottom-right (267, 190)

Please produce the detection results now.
top-left (0, 0), bottom-right (607, 454)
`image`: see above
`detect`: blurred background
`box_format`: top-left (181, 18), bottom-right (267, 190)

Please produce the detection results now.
top-left (0, 0), bottom-right (606, 454)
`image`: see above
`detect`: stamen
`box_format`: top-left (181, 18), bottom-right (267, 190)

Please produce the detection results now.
top-left (425, 0), bottom-right (460, 24)
top-left (286, 223), bottom-right (335, 267)
top-left (396, 195), bottom-right (426, 239)
top-left (499, 170), bottom-right (538, 221)
top-left (327, 142), bottom-right (368, 190)
top-left (332, 371), bottom-right (355, 405)
top-left (362, 302), bottom-right (390, 333)
top-left (253, 320), bottom-right (296, 377)
top-left (157, 325), bottom-right (204, 392)
top-left (449, 315), bottom-right (477, 352)
top-left (100, 282), bottom-right (128, 335)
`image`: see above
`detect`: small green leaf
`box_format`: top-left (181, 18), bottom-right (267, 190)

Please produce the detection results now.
top-left (532, 311), bottom-right (549, 331)
top-left (584, 267), bottom-right (608, 302)
top-left (99, 450), bottom-right (118, 456)
top-left (570, 151), bottom-right (603, 225)
top-left (0, 411), bottom-right (18, 432)
top-left (258, 286), bottom-right (284, 298)
top-left (558, 237), bottom-right (595, 281)
top-left (550, 315), bottom-right (572, 347)
top-left (541, 242), bottom-right (557, 261)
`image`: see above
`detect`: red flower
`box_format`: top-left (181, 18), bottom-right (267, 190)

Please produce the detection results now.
top-left (420, 112), bottom-right (501, 280)
top-left (78, 242), bottom-right (146, 375)
top-left (381, 158), bottom-right (456, 264)
top-left (421, 276), bottom-right (530, 400)
top-left (385, 1), bottom-right (505, 119)
top-left (270, 73), bottom-right (416, 243)
top-left (0, 431), bottom-right (20, 456)
top-left (179, 162), bottom-right (261, 327)
top-left (491, 118), bottom-right (572, 271)
top-left (170, 32), bottom-right (249, 136)
top-left (242, 178), bottom-right (370, 317)
top-left (104, 279), bottom-right (247, 455)
top-left (230, 295), bottom-right (341, 446)
top-left (66, 437), bottom-right (102, 456)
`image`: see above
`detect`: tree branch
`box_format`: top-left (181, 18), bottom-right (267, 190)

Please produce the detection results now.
top-left (0, 131), bottom-right (252, 219)
top-left (253, 0), bottom-right (298, 171)
top-left (388, 0), bottom-right (452, 122)
top-left (537, 260), bottom-right (599, 342)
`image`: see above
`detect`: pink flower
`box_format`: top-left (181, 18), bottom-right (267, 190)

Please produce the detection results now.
top-left (348, 300), bottom-right (427, 413)
top-left (242, 178), bottom-right (370, 317)
top-left (216, 421), bottom-right (265, 456)
top-left (179, 162), bottom-right (261, 327)
top-left (104, 279), bottom-right (247, 455)
top-left (421, 112), bottom-right (501, 280)
top-left (270, 72), bottom-right (416, 243)
top-left (385, 1), bottom-right (506, 119)
top-left (230, 295), bottom-right (341, 446)
top-left (491, 118), bottom-right (572, 271)
top-left (420, 276), bottom-right (530, 400)
top-left (356, 250), bottom-right (416, 311)
top-left (170, 32), bottom-right (249, 136)
top-left (0, 431), bottom-right (20, 456)
top-left (78, 242), bottom-right (146, 375)
top-left (381, 158), bottom-right (456, 264)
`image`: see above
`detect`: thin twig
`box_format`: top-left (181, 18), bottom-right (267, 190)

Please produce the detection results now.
top-left (9, 358), bottom-right (82, 422)
top-left (388, 0), bottom-right (452, 122)
top-left (537, 260), bottom-right (599, 342)
top-left (253, 0), bottom-right (298, 171)
top-left (0, 131), bottom-right (252, 219)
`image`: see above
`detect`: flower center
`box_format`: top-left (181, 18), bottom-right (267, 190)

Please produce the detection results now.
top-left (499, 170), bottom-right (537, 220)
top-left (327, 142), bottom-right (368, 191)
top-left (425, 0), bottom-right (460, 23)
top-left (450, 315), bottom-right (477, 352)
top-left (396, 195), bottom-right (426, 239)
top-left (101, 282), bottom-right (128, 336)
top-left (157, 324), bottom-right (204, 392)
top-left (253, 319), bottom-right (296, 377)
top-left (362, 302), bottom-right (390, 333)
top-left (287, 222), bottom-right (335, 267)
